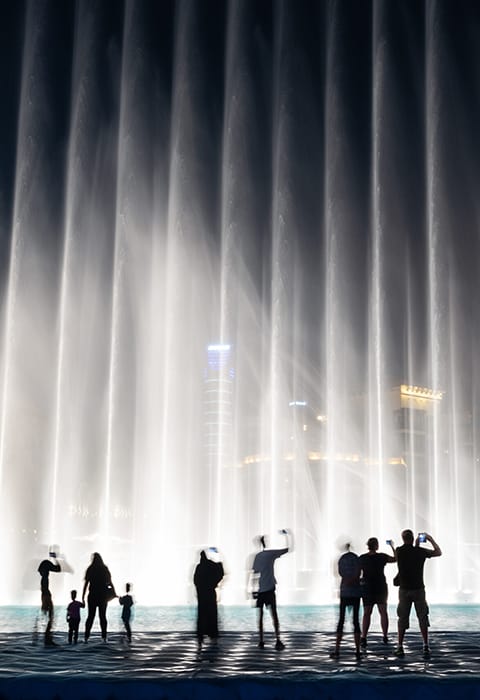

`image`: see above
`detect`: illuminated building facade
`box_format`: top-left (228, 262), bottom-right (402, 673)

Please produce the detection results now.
top-left (238, 383), bottom-right (448, 601)
top-left (204, 344), bottom-right (235, 464)
top-left (390, 384), bottom-right (444, 531)
top-left (203, 344), bottom-right (235, 540)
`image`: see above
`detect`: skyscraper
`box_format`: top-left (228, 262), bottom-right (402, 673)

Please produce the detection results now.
top-left (203, 344), bottom-right (235, 539)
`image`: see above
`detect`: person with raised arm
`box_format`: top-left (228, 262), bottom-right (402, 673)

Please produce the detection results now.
top-left (38, 549), bottom-right (61, 646)
top-left (250, 529), bottom-right (293, 650)
top-left (394, 530), bottom-right (442, 659)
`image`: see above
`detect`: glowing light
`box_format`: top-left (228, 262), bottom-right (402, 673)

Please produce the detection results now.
top-left (400, 384), bottom-right (443, 401)
top-left (308, 452), bottom-right (324, 461)
top-left (208, 344), bottom-right (231, 351)
top-left (243, 452), bottom-right (406, 467)
top-left (243, 454), bottom-right (271, 465)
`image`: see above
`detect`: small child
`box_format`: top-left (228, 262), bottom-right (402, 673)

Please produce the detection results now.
top-left (119, 583), bottom-right (134, 643)
top-left (66, 589), bottom-right (85, 644)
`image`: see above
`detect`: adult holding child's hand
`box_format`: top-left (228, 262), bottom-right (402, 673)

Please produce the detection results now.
top-left (82, 552), bottom-right (117, 642)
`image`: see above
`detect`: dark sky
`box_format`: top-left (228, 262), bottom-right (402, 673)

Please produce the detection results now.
top-left (0, 1), bottom-right (479, 395)
top-left (0, 0), bottom-right (478, 242)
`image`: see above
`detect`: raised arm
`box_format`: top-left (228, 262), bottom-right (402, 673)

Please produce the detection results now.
top-left (281, 529), bottom-right (294, 553)
top-left (425, 533), bottom-right (442, 557)
top-left (50, 552), bottom-right (61, 573)
top-left (386, 540), bottom-right (396, 563)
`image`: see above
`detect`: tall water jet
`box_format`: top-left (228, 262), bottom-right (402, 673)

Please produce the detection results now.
top-left (0, 2), bottom-right (478, 605)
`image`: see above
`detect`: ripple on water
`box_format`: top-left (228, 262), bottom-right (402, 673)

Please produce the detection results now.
top-left (0, 631), bottom-right (478, 681)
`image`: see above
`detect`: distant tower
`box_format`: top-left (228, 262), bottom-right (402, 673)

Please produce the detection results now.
top-left (204, 344), bottom-right (235, 537)
top-left (392, 384), bottom-right (444, 531)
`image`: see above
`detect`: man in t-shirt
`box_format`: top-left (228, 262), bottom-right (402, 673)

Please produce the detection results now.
top-left (394, 529), bottom-right (442, 658)
top-left (251, 529), bottom-right (292, 650)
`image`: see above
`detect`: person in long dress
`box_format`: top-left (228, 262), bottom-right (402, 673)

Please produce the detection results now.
top-left (193, 549), bottom-right (224, 647)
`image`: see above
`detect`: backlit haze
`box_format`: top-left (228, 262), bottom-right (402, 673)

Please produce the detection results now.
top-left (0, 1), bottom-right (479, 604)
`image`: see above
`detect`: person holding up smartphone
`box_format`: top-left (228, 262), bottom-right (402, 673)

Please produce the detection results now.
top-left (250, 529), bottom-right (293, 650)
top-left (394, 530), bottom-right (442, 659)
top-left (38, 550), bottom-right (61, 646)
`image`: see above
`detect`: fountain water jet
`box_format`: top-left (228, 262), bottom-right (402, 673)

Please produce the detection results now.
top-left (0, 1), bottom-right (478, 605)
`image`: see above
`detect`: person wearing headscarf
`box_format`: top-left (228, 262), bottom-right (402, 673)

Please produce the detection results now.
top-left (193, 549), bottom-right (224, 647)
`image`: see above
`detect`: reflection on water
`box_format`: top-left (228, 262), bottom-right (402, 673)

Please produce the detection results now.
top-left (2, 605), bottom-right (479, 633)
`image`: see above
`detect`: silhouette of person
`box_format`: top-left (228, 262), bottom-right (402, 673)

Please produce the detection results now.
top-left (193, 549), bottom-right (224, 647)
top-left (82, 552), bottom-right (116, 642)
top-left (250, 529), bottom-right (292, 650)
top-left (331, 542), bottom-right (362, 659)
top-left (394, 529), bottom-right (442, 659)
top-left (359, 537), bottom-right (396, 648)
top-left (38, 551), bottom-right (61, 646)
top-left (66, 589), bottom-right (85, 644)
top-left (119, 583), bottom-right (134, 643)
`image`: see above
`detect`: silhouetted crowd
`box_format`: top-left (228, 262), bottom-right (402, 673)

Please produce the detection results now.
top-left (37, 528), bottom-right (442, 660)
top-left (38, 550), bottom-right (132, 646)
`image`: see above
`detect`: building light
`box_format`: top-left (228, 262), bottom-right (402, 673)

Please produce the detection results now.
top-left (399, 384), bottom-right (443, 401)
top-left (389, 457), bottom-right (407, 466)
top-left (289, 400), bottom-right (307, 407)
top-left (243, 454), bottom-right (271, 465)
top-left (207, 344), bottom-right (231, 351)
top-left (242, 452), bottom-right (406, 467)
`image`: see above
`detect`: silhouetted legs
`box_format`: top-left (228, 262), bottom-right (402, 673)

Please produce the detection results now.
top-left (362, 602), bottom-right (388, 641)
top-left (257, 592), bottom-right (284, 649)
top-left (333, 597), bottom-right (361, 657)
top-left (41, 591), bottom-right (55, 646)
top-left (85, 597), bottom-right (108, 641)
top-left (123, 618), bottom-right (132, 643)
top-left (397, 589), bottom-right (430, 654)
top-left (68, 619), bottom-right (80, 644)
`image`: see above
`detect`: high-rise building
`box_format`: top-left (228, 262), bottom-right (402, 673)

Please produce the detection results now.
top-left (203, 344), bottom-right (235, 541)
top-left (204, 344), bottom-right (234, 467)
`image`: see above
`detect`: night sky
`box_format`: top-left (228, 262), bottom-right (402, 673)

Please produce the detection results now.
top-left (0, 2), bottom-right (479, 391)
top-left (0, 1), bottom-right (479, 411)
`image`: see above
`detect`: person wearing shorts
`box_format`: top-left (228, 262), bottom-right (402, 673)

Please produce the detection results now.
top-left (394, 529), bottom-right (442, 658)
top-left (251, 530), bottom-right (292, 650)
top-left (359, 537), bottom-right (396, 647)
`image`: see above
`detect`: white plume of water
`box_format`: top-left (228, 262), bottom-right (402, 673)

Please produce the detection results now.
top-left (0, 1), bottom-right (477, 605)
